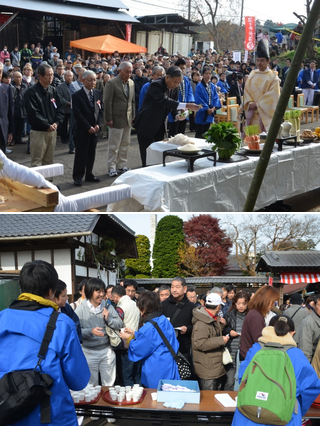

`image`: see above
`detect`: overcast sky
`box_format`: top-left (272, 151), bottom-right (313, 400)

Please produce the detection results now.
top-left (124, 0), bottom-right (306, 27)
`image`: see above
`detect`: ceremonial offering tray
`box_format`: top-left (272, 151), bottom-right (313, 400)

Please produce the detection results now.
top-left (276, 135), bottom-right (297, 151)
top-left (242, 143), bottom-right (265, 154)
top-left (163, 149), bottom-right (216, 172)
top-left (301, 137), bottom-right (317, 142)
top-left (217, 153), bottom-right (249, 163)
top-left (283, 140), bottom-right (302, 146)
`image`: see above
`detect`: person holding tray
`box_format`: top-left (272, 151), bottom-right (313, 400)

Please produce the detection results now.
top-left (120, 291), bottom-right (180, 388)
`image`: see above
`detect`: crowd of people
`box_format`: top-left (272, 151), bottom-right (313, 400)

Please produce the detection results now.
top-left (0, 20), bottom-right (317, 186)
top-left (1, 260), bottom-right (320, 425)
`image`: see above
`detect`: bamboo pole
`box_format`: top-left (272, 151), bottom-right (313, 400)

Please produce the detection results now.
top-left (243, 0), bottom-right (320, 212)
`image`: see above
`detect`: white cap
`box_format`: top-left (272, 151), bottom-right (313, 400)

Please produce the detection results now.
top-left (206, 293), bottom-right (224, 306)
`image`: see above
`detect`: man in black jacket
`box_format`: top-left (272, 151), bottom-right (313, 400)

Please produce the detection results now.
top-left (0, 62), bottom-right (14, 153)
top-left (72, 70), bottom-right (103, 186)
top-left (24, 63), bottom-right (64, 167)
top-left (134, 66), bottom-right (200, 167)
top-left (11, 71), bottom-right (28, 145)
top-left (134, 67), bottom-right (149, 115)
top-left (161, 276), bottom-right (196, 362)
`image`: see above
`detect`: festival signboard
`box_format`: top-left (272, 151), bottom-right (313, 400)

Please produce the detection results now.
top-left (244, 17), bottom-right (255, 51)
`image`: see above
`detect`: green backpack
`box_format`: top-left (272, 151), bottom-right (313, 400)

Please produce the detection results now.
top-left (237, 342), bottom-right (298, 425)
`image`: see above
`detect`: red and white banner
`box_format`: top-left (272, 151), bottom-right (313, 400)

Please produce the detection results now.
top-left (244, 17), bottom-right (255, 51)
top-left (269, 276), bottom-right (273, 286)
top-left (126, 24), bottom-right (132, 43)
top-left (280, 273), bottom-right (320, 284)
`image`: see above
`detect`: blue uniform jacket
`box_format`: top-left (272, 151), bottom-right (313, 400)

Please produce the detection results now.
top-left (0, 306), bottom-right (90, 426)
top-left (139, 81), bottom-right (150, 110)
top-left (301, 68), bottom-right (318, 89)
top-left (217, 80), bottom-right (230, 94)
top-left (194, 81), bottom-right (221, 125)
top-left (297, 69), bottom-right (304, 87)
top-left (128, 314), bottom-right (180, 388)
top-left (168, 76), bottom-right (195, 122)
top-left (232, 342), bottom-right (320, 426)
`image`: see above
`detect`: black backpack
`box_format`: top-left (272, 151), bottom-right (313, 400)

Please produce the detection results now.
top-left (0, 310), bottom-right (59, 425)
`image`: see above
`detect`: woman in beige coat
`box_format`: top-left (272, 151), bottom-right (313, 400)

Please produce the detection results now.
top-left (191, 293), bottom-right (229, 390)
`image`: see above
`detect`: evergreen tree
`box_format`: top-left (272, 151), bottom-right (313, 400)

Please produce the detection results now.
top-left (152, 216), bottom-right (185, 278)
top-left (125, 234), bottom-right (151, 278)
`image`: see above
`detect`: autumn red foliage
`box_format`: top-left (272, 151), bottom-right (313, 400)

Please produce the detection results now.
top-left (180, 215), bottom-right (232, 276)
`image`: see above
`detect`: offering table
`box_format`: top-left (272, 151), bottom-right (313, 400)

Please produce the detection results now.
top-left (107, 143), bottom-right (320, 212)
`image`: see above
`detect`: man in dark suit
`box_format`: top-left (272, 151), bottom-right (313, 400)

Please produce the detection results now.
top-left (0, 62), bottom-right (14, 153)
top-left (72, 70), bottom-right (103, 186)
top-left (57, 70), bottom-right (73, 148)
top-left (134, 66), bottom-right (200, 167)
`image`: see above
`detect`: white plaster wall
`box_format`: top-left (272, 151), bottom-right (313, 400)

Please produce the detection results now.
top-left (0, 252), bottom-right (15, 270)
top-left (54, 249), bottom-right (72, 294)
top-left (17, 252), bottom-right (32, 269)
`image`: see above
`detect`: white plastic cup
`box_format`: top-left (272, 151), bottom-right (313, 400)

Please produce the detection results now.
top-left (85, 394), bottom-right (91, 402)
top-left (115, 385), bottom-right (121, 392)
top-left (125, 386), bottom-right (131, 392)
top-left (73, 395), bottom-right (80, 403)
top-left (151, 392), bottom-right (157, 401)
top-left (117, 394), bottom-right (124, 402)
top-left (126, 393), bottom-right (132, 401)
top-left (110, 393), bottom-right (117, 401)
top-left (132, 394), bottom-right (139, 402)
top-left (96, 386), bottom-right (101, 393)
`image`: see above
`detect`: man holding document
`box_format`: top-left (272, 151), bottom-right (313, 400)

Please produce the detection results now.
top-left (134, 66), bottom-right (200, 167)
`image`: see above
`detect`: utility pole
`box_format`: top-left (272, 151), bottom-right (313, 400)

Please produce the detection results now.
top-left (188, 0), bottom-right (191, 21)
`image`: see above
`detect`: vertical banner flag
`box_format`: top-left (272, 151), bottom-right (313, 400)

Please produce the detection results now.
top-left (244, 17), bottom-right (255, 51)
top-left (126, 24), bottom-right (132, 43)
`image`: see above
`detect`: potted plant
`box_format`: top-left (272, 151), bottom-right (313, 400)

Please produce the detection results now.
top-left (203, 122), bottom-right (242, 159)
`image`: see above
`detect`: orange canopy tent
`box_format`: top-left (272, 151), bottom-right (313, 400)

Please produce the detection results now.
top-left (70, 34), bottom-right (147, 54)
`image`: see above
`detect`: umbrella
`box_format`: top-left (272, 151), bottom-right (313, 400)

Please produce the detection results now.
top-left (70, 34), bottom-right (147, 54)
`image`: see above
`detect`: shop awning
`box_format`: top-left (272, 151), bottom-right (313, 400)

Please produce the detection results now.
top-left (280, 273), bottom-right (320, 284)
top-left (282, 282), bottom-right (309, 295)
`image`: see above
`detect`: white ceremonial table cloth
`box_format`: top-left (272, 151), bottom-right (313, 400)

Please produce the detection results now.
top-left (107, 143), bottom-right (320, 212)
